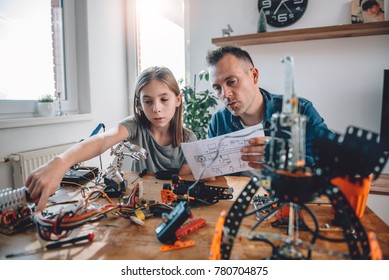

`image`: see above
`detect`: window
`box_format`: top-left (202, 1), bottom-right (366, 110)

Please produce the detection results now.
top-left (0, 0), bottom-right (81, 119)
top-left (135, 0), bottom-right (185, 81)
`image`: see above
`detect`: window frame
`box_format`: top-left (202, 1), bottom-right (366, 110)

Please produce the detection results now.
top-left (0, 0), bottom-right (82, 119)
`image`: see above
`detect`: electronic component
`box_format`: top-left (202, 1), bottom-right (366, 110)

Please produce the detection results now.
top-left (61, 166), bottom-right (99, 186)
top-left (155, 201), bottom-right (192, 244)
top-left (0, 186), bottom-right (33, 235)
top-left (167, 175), bottom-right (234, 206)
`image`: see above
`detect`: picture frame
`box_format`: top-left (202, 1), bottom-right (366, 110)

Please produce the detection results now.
top-left (351, 0), bottom-right (385, 23)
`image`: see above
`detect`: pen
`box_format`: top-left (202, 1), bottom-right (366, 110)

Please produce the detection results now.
top-left (5, 232), bottom-right (95, 258)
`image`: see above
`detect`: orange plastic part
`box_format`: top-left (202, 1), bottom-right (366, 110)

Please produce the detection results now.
top-left (160, 240), bottom-right (195, 252)
top-left (368, 231), bottom-right (383, 260)
top-left (160, 189), bottom-right (177, 204)
top-left (331, 175), bottom-right (372, 218)
top-left (209, 210), bottom-right (226, 260)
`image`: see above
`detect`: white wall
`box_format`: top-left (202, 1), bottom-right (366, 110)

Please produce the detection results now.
top-left (187, 0), bottom-right (389, 225)
top-left (0, 0), bottom-right (129, 188)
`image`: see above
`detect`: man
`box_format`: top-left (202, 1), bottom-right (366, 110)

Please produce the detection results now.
top-left (206, 46), bottom-right (332, 170)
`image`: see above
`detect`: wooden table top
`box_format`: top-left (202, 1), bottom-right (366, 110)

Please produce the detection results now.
top-left (0, 172), bottom-right (388, 260)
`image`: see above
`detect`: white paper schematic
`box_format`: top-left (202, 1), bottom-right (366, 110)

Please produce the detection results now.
top-left (181, 124), bottom-right (264, 179)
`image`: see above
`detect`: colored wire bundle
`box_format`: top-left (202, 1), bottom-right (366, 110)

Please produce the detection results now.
top-left (34, 190), bottom-right (139, 241)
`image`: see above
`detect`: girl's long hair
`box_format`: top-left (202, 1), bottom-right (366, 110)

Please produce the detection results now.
top-left (133, 66), bottom-right (184, 147)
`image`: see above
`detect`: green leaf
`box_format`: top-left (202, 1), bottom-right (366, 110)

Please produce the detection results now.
top-left (179, 70), bottom-right (218, 140)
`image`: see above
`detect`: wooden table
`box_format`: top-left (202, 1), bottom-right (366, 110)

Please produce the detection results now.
top-left (1, 172), bottom-right (388, 260)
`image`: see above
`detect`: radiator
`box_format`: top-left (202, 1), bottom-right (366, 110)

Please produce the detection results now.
top-left (10, 143), bottom-right (76, 187)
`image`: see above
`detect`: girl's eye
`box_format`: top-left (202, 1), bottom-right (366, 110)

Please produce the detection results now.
top-left (161, 98), bottom-right (169, 102)
top-left (143, 100), bottom-right (152, 104)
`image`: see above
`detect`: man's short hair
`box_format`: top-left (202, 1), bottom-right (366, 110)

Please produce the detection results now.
top-left (206, 46), bottom-right (255, 67)
top-left (362, 0), bottom-right (379, 11)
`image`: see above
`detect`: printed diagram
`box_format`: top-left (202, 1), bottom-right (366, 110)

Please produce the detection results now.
top-left (181, 124), bottom-right (265, 179)
top-left (194, 139), bottom-right (249, 175)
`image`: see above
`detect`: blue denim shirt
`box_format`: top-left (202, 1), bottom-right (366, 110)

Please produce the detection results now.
top-left (208, 88), bottom-right (332, 166)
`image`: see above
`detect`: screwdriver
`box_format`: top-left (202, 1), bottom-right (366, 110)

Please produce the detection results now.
top-left (131, 168), bottom-right (148, 184)
top-left (5, 232), bottom-right (95, 258)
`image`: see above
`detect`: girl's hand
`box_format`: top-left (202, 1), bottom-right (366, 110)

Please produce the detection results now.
top-left (25, 157), bottom-right (69, 212)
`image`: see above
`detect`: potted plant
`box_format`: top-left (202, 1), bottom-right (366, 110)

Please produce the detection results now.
top-left (37, 94), bottom-right (55, 117)
top-left (179, 71), bottom-right (219, 140)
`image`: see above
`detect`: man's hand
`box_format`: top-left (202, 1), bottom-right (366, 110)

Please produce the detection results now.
top-left (241, 136), bottom-right (270, 169)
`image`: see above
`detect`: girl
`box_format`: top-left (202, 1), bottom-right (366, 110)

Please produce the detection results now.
top-left (26, 66), bottom-right (197, 212)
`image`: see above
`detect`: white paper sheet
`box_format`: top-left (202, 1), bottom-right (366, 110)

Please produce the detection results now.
top-left (182, 124), bottom-right (264, 179)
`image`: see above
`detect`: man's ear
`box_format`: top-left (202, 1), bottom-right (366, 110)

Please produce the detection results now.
top-left (251, 67), bottom-right (259, 84)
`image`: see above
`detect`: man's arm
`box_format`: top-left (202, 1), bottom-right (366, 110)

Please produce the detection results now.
top-left (241, 99), bottom-right (333, 169)
top-left (301, 99), bottom-right (334, 167)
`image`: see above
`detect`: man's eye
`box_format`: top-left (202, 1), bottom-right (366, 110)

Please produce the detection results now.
top-left (213, 86), bottom-right (221, 93)
top-left (227, 79), bottom-right (237, 86)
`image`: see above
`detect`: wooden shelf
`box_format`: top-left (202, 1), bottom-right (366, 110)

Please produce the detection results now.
top-left (212, 21), bottom-right (389, 46)
top-left (371, 173), bottom-right (389, 196)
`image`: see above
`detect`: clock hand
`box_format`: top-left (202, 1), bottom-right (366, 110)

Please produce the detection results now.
top-left (282, 1), bottom-right (292, 14)
top-left (273, 0), bottom-right (288, 15)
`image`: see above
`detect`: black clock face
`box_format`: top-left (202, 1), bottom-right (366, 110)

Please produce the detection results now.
top-left (258, 0), bottom-right (308, 28)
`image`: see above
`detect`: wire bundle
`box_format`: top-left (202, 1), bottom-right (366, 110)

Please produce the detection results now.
top-left (34, 190), bottom-right (139, 241)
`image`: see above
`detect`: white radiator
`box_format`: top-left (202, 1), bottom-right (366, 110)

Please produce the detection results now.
top-left (10, 143), bottom-right (76, 187)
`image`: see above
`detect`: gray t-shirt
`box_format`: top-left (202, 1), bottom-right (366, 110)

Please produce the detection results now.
top-left (119, 115), bottom-right (197, 173)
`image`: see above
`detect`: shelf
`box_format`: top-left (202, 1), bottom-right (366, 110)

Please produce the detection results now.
top-left (212, 21), bottom-right (389, 46)
top-left (371, 173), bottom-right (389, 196)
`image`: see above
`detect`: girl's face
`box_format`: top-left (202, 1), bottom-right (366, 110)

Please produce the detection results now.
top-left (139, 80), bottom-right (182, 129)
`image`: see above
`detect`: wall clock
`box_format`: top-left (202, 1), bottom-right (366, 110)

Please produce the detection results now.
top-left (258, 0), bottom-right (308, 28)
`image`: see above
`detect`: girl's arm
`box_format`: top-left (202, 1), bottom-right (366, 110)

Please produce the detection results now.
top-left (26, 124), bottom-right (129, 212)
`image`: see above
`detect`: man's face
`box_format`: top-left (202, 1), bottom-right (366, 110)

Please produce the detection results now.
top-left (209, 54), bottom-right (259, 117)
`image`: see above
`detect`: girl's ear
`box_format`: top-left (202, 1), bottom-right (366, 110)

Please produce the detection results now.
top-left (176, 93), bottom-right (183, 107)
top-left (135, 99), bottom-right (143, 113)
